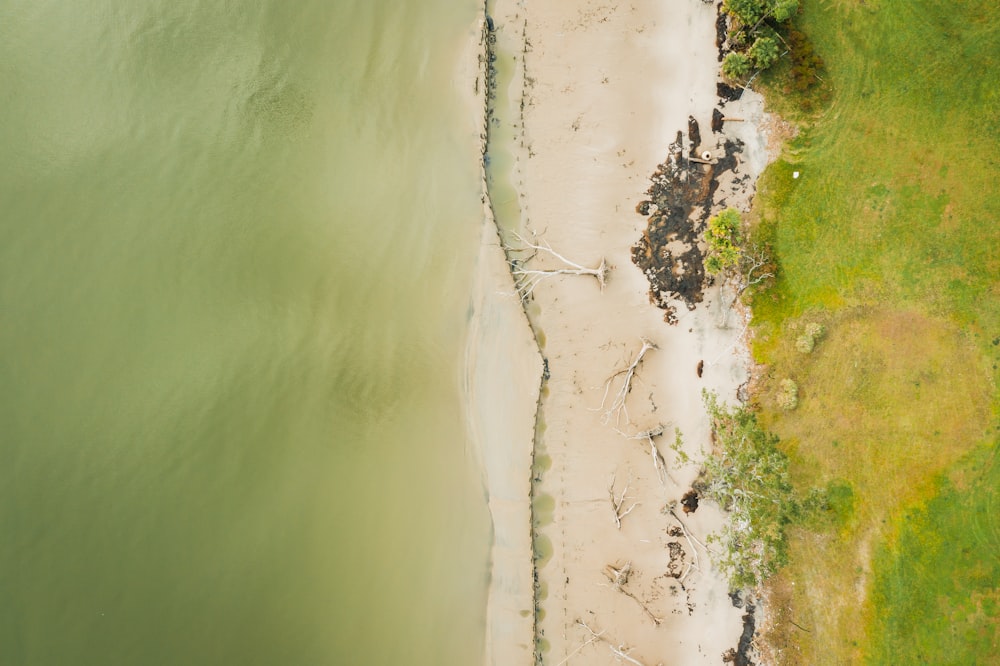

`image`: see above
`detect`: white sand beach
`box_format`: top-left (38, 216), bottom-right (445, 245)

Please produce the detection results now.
top-left (463, 2), bottom-right (777, 664)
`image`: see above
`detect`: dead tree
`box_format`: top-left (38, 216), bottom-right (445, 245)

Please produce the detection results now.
top-left (716, 243), bottom-right (774, 328)
top-left (575, 620), bottom-right (656, 666)
top-left (608, 471), bottom-right (639, 529)
top-left (603, 561), bottom-right (662, 626)
top-left (738, 243), bottom-right (775, 295)
top-left (595, 338), bottom-right (657, 426)
top-left (506, 231), bottom-right (609, 302)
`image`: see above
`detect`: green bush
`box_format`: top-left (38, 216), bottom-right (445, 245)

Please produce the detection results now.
top-left (722, 52), bottom-right (753, 80)
top-left (795, 334), bottom-right (815, 353)
top-left (795, 322), bottom-right (826, 353)
top-left (704, 208), bottom-right (743, 273)
top-left (749, 35), bottom-right (781, 69)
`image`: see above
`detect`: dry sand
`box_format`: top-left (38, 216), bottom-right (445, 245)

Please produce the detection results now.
top-left (463, 2), bottom-right (778, 664)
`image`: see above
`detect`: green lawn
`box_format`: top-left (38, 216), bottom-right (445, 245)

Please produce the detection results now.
top-left (746, 0), bottom-right (1000, 662)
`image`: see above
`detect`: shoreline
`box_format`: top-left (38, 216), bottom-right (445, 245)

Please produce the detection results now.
top-left (464, 2), bottom-right (781, 664)
top-left (458, 13), bottom-right (541, 666)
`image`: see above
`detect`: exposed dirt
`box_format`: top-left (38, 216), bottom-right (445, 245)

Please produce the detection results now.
top-left (715, 8), bottom-right (728, 61)
top-left (723, 592), bottom-right (758, 666)
top-left (631, 119), bottom-right (745, 323)
top-left (681, 489), bottom-right (700, 514)
top-left (712, 107), bottom-right (725, 133)
top-left (717, 81), bottom-right (743, 102)
top-left (666, 541), bottom-right (687, 578)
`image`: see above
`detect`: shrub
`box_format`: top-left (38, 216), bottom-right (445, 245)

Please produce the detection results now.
top-left (795, 322), bottom-right (826, 353)
top-left (785, 28), bottom-right (825, 93)
top-left (704, 208), bottom-right (743, 273)
top-left (722, 52), bottom-right (753, 80)
top-left (721, 0), bottom-right (800, 80)
top-left (749, 35), bottom-right (781, 69)
top-left (777, 378), bottom-right (798, 410)
top-left (804, 322), bottom-right (826, 339)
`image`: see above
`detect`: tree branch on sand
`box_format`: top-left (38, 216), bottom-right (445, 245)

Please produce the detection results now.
top-left (667, 508), bottom-right (708, 583)
top-left (603, 561), bottom-right (662, 626)
top-left (505, 230), bottom-right (609, 302)
top-left (608, 471), bottom-right (639, 529)
top-left (613, 424), bottom-right (672, 486)
top-left (594, 338), bottom-right (657, 426)
top-left (575, 620), bottom-right (659, 666)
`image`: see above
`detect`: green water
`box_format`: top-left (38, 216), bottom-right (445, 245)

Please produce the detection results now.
top-left (0, 2), bottom-right (491, 664)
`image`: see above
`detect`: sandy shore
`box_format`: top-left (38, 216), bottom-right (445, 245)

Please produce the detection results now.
top-left (464, 1), bottom-right (778, 664)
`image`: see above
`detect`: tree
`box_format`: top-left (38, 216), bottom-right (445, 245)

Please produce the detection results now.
top-left (720, 0), bottom-right (799, 79)
top-left (723, 0), bottom-right (799, 25)
top-left (505, 231), bottom-right (608, 302)
top-left (722, 52), bottom-right (753, 80)
top-left (749, 35), bottom-right (781, 69)
top-left (771, 0), bottom-right (800, 22)
top-left (698, 391), bottom-right (796, 589)
top-left (723, 0), bottom-right (767, 25)
top-left (703, 208), bottom-right (743, 275)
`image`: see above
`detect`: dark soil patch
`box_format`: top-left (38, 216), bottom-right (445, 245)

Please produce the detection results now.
top-left (717, 81), bottom-right (742, 102)
top-left (687, 115), bottom-right (702, 157)
top-left (715, 8), bottom-right (728, 61)
top-left (666, 541), bottom-right (686, 578)
top-left (681, 489), bottom-right (700, 514)
top-left (631, 122), bottom-right (744, 323)
top-left (723, 595), bottom-right (758, 666)
top-left (712, 107), bottom-right (725, 133)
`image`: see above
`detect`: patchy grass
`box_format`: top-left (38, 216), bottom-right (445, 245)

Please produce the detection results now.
top-left (755, 309), bottom-right (992, 662)
top-left (747, 0), bottom-right (1000, 662)
top-left (868, 446), bottom-right (1000, 663)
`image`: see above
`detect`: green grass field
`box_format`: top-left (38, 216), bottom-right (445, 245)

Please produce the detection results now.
top-left (747, 0), bottom-right (1000, 662)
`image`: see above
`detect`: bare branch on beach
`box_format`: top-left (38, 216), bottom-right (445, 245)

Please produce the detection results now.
top-left (608, 471), bottom-right (639, 529)
top-left (603, 561), bottom-right (662, 626)
top-left (611, 424), bottom-right (672, 486)
top-left (668, 507), bottom-right (719, 560)
top-left (575, 620), bottom-right (657, 666)
top-left (594, 337), bottom-right (657, 426)
top-left (505, 231), bottom-right (608, 301)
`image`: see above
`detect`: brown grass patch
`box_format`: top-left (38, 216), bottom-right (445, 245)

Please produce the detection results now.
top-left (754, 307), bottom-right (992, 663)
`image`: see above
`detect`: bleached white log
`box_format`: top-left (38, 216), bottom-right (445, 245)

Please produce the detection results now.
top-left (594, 338), bottom-right (657, 426)
top-left (505, 231), bottom-right (608, 301)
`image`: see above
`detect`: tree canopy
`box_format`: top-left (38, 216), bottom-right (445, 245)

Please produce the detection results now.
top-left (699, 392), bottom-right (796, 589)
top-left (721, 0), bottom-right (800, 80)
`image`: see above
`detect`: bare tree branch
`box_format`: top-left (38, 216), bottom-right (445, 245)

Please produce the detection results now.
top-left (613, 424), bottom-right (673, 486)
top-left (738, 244), bottom-right (775, 295)
top-left (505, 231), bottom-right (609, 301)
top-left (669, 508), bottom-right (718, 557)
top-left (575, 620), bottom-right (655, 666)
top-left (594, 338), bottom-right (657, 426)
top-left (603, 561), bottom-right (662, 626)
top-left (608, 471), bottom-right (639, 529)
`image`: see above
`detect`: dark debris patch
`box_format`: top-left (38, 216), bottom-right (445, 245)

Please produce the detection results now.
top-left (717, 81), bottom-right (742, 102)
top-left (631, 121), bottom-right (744, 324)
top-left (712, 107), bottom-right (725, 133)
